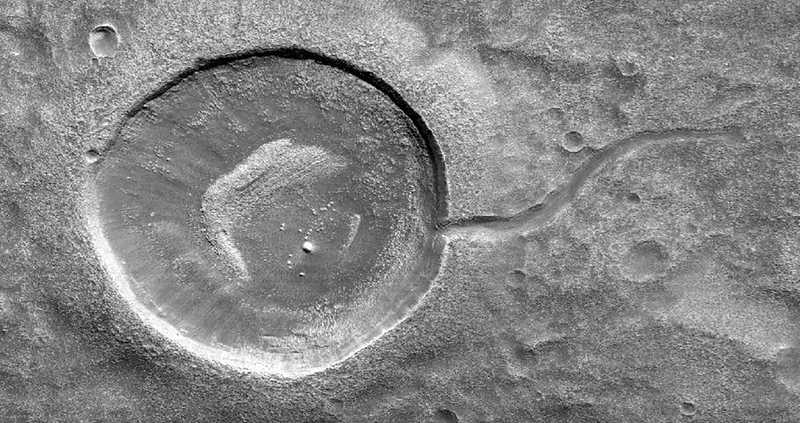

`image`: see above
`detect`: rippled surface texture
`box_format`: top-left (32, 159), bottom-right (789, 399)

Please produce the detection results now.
top-left (88, 56), bottom-right (441, 375)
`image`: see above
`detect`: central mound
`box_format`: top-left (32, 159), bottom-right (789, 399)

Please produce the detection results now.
top-left (87, 54), bottom-right (443, 376)
top-left (200, 139), bottom-right (349, 283)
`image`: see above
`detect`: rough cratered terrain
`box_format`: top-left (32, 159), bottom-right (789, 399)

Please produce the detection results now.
top-left (1, 0), bottom-right (800, 422)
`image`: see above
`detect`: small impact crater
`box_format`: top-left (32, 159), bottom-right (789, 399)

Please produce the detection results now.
top-left (546, 107), bottom-right (565, 123)
top-left (614, 58), bottom-right (638, 77)
top-left (561, 131), bottom-right (585, 153)
top-left (433, 408), bottom-right (459, 423)
top-left (623, 240), bottom-right (669, 281)
top-left (625, 192), bottom-right (641, 203)
top-left (505, 269), bottom-right (526, 288)
top-left (88, 24), bottom-right (118, 58)
top-left (679, 401), bottom-right (696, 417)
top-left (84, 149), bottom-right (100, 164)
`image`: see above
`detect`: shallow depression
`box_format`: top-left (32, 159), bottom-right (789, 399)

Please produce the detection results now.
top-left (85, 54), bottom-right (444, 376)
top-left (88, 24), bottom-right (119, 58)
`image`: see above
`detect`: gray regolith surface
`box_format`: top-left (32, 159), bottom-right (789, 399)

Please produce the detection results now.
top-left (1, 0), bottom-right (800, 421)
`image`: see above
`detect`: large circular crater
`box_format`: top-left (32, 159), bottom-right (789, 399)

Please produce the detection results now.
top-left (85, 51), bottom-right (445, 376)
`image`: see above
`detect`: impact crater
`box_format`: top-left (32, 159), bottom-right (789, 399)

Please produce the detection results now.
top-left (85, 51), bottom-right (445, 376)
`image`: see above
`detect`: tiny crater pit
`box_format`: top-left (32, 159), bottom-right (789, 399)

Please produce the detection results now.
top-left (562, 131), bottom-right (585, 153)
top-left (623, 239), bottom-right (669, 281)
top-left (680, 401), bottom-right (696, 417)
top-left (84, 149), bottom-right (100, 164)
top-left (88, 24), bottom-right (118, 58)
top-left (434, 408), bottom-right (459, 423)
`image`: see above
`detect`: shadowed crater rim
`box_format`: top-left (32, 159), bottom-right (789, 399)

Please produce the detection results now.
top-left (100, 47), bottom-right (448, 222)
